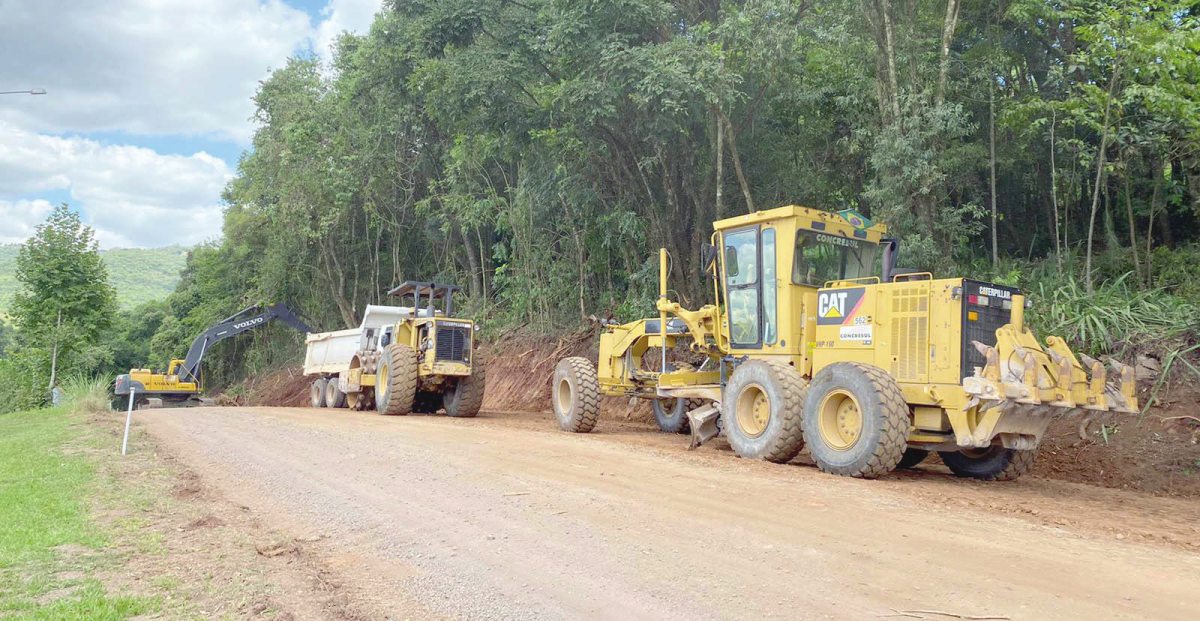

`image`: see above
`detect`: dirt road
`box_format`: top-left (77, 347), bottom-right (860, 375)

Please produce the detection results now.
top-left (139, 406), bottom-right (1199, 620)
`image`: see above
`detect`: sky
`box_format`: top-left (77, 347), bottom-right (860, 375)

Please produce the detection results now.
top-left (0, 0), bottom-right (384, 249)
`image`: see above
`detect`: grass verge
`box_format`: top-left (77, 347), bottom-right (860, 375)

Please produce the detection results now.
top-left (0, 406), bottom-right (160, 619)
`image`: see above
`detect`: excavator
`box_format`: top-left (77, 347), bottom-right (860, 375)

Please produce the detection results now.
top-left (114, 303), bottom-right (313, 408)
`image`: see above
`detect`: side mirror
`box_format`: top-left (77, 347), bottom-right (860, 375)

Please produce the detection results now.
top-left (724, 246), bottom-right (739, 278)
top-left (701, 243), bottom-right (718, 274)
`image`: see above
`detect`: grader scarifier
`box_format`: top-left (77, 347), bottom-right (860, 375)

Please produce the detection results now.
top-left (552, 206), bottom-right (1137, 480)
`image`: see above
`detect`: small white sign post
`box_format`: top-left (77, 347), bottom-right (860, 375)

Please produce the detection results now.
top-left (122, 388), bottom-right (135, 455)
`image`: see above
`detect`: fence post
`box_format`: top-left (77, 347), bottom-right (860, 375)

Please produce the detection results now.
top-left (122, 388), bottom-right (135, 455)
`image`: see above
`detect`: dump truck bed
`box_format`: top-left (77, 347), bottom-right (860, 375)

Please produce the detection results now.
top-left (302, 304), bottom-right (433, 376)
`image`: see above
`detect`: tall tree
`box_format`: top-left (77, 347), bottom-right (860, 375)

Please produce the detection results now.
top-left (11, 204), bottom-right (118, 388)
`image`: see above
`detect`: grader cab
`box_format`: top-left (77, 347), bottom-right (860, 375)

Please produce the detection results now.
top-left (552, 205), bottom-right (1137, 480)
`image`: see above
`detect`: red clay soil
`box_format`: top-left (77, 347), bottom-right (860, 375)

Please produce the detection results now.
top-left (219, 329), bottom-right (1200, 498)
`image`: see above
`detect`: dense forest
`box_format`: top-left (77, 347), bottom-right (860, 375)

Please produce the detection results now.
top-left (4, 0), bottom-right (1199, 403)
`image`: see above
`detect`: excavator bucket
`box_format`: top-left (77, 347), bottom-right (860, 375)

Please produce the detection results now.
top-left (959, 324), bottom-right (1137, 450)
top-left (686, 403), bottom-right (721, 450)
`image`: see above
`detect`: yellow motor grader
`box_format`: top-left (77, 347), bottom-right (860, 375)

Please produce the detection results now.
top-left (552, 205), bottom-right (1136, 480)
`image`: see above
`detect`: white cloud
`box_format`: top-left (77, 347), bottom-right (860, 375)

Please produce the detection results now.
top-left (0, 0), bottom-right (372, 144)
top-left (0, 199), bottom-right (55, 245)
top-left (0, 121), bottom-right (230, 248)
top-left (0, 0), bottom-right (386, 249)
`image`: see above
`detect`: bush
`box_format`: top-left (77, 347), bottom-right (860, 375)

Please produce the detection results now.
top-left (1026, 272), bottom-right (1198, 358)
top-left (60, 374), bottom-right (113, 414)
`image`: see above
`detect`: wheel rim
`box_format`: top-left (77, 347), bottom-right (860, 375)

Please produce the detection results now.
top-left (555, 377), bottom-right (572, 415)
top-left (326, 381), bottom-right (337, 405)
top-left (346, 391), bottom-right (361, 409)
top-left (958, 447), bottom-right (999, 459)
top-left (378, 361), bottom-right (389, 404)
top-left (734, 383), bottom-right (770, 438)
top-left (818, 389), bottom-right (863, 451)
top-left (659, 398), bottom-right (678, 419)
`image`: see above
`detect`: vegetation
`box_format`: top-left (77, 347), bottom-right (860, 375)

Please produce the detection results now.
top-left (0, 402), bottom-right (159, 618)
top-left (0, 244), bottom-right (188, 314)
top-left (147, 0), bottom-right (1198, 389)
top-left (2, 1), bottom-right (1197, 396)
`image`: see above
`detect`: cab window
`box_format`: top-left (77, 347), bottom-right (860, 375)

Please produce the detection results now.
top-left (792, 230), bottom-right (880, 286)
top-left (762, 228), bottom-right (777, 345)
top-left (724, 228), bottom-right (759, 347)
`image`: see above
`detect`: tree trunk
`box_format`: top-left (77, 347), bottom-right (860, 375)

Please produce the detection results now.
top-left (715, 113), bottom-right (724, 217)
top-left (1084, 62), bottom-right (1122, 294)
top-left (988, 80), bottom-right (999, 269)
top-left (1145, 151), bottom-right (1162, 283)
top-left (1122, 150), bottom-right (1141, 284)
top-left (935, 0), bottom-right (961, 108)
top-left (1049, 109), bottom-right (1061, 269)
top-left (47, 309), bottom-right (61, 391)
top-left (880, 0), bottom-right (902, 121)
top-left (717, 107), bottom-right (755, 213)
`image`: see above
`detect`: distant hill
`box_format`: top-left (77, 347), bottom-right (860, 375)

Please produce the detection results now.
top-left (0, 244), bottom-right (189, 313)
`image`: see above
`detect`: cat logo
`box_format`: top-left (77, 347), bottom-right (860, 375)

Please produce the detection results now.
top-left (819, 292), bottom-right (848, 319)
top-left (817, 288), bottom-right (866, 325)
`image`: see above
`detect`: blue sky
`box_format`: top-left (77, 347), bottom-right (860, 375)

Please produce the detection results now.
top-left (0, 0), bottom-right (383, 249)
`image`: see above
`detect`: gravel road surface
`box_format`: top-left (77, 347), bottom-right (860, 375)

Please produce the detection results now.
top-left (140, 406), bottom-right (1199, 620)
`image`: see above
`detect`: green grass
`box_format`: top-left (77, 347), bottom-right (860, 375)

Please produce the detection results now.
top-left (0, 407), bottom-right (159, 619)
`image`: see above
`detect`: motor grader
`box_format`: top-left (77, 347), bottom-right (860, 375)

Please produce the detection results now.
top-left (552, 205), bottom-right (1136, 480)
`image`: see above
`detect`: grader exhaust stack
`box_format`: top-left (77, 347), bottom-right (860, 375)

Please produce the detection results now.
top-left (552, 205), bottom-right (1136, 481)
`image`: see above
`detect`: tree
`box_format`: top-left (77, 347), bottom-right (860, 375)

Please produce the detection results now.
top-left (10, 204), bottom-right (118, 389)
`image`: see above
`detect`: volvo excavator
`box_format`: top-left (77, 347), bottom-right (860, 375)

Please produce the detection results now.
top-left (114, 303), bottom-right (312, 408)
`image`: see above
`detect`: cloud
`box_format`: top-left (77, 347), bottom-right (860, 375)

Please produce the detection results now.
top-left (0, 121), bottom-right (230, 248)
top-left (0, 199), bottom-right (56, 245)
top-left (0, 0), bottom-right (316, 144)
top-left (0, 1), bottom-right (387, 248)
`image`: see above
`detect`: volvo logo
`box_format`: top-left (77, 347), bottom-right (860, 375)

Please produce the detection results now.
top-left (234, 317), bottom-right (266, 330)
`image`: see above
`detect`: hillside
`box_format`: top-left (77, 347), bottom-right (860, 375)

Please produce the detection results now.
top-left (0, 244), bottom-right (189, 312)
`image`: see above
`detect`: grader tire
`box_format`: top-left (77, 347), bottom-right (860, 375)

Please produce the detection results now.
top-left (325, 378), bottom-right (346, 408)
top-left (896, 448), bottom-right (930, 469)
top-left (721, 360), bottom-right (806, 463)
top-left (552, 357), bottom-right (599, 433)
top-left (802, 362), bottom-right (909, 478)
top-left (311, 378), bottom-right (328, 408)
top-left (444, 357), bottom-right (487, 418)
top-left (377, 343), bottom-right (418, 416)
top-left (939, 447), bottom-right (1037, 481)
top-left (652, 398), bottom-right (703, 434)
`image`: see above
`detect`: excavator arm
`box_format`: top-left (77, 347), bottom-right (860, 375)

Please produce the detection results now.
top-left (172, 303), bottom-right (313, 386)
top-left (116, 302), bottom-right (313, 398)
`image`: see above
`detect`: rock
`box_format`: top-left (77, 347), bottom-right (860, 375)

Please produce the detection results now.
top-left (1136, 355), bottom-right (1161, 381)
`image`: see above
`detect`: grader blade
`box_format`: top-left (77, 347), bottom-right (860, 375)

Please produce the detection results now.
top-left (686, 403), bottom-right (721, 450)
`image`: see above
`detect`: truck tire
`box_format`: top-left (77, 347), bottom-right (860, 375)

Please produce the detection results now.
top-left (802, 362), bottom-right (909, 478)
top-left (896, 448), bottom-right (930, 469)
top-left (721, 360), bottom-right (806, 463)
top-left (553, 357), bottom-right (599, 433)
top-left (444, 356), bottom-right (487, 418)
top-left (652, 398), bottom-right (703, 434)
top-left (311, 378), bottom-right (328, 408)
top-left (939, 447), bottom-right (1037, 481)
top-left (377, 343), bottom-right (418, 415)
top-left (325, 378), bottom-right (346, 408)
